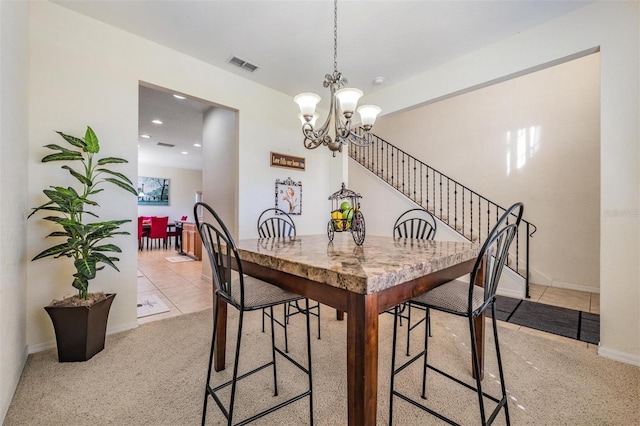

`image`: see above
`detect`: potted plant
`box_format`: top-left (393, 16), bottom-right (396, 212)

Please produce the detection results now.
top-left (29, 126), bottom-right (137, 362)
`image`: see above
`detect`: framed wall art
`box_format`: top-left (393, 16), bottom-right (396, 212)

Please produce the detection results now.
top-left (137, 176), bottom-right (170, 206)
top-left (275, 177), bottom-right (302, 215)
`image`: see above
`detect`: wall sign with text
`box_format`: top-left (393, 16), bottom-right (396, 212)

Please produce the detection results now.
top-left (270, 151), bottom-right (305, 171)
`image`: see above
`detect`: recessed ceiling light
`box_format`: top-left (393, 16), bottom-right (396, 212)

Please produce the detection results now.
top-left (173, 94), bottom-right (186, 99)
top-left (181, 151), bottom-right (188, 155)
top-left (193, 143), bottom-right (201, 147)
top-left (140, 134), bottom-right (151, 138)
top-left (151, 119), bottom-right (163, 124)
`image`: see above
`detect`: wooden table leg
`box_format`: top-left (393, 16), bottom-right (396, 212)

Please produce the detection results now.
top-left (473, 313), bottom-right (485, 380)
top-left (213, 297), bottom-right (227, 372)
top-left (336, 310), bottom-right (344, 321)
top-left (472, 256), bottom-right (486, 380)
top-left (346, 293), bottom-right (378, 426)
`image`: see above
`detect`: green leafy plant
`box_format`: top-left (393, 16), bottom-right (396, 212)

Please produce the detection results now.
top-left (28, 126), bottom-right (137, 300)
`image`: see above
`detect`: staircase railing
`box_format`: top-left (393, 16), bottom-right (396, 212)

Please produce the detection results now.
top-left (349, 131), bottom-right (537, 298)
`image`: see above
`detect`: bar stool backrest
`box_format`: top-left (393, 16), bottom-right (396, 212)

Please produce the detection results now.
top-left (469, 222), bottom-right (518, 316)
top-left (195, 202), bottom-right (245, 310)
top-left (257, 207), bottom-right (296, 238)
top-left (393, 208), bottom-right (437, 240)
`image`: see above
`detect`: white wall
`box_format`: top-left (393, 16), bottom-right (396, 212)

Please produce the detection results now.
top-left (366, 53), bottom-right (600, 292)
top-left (236, 99), bottom-right (345, 239)
top-left (137, 164), bottom-right (202, 223)
top-left (361, 1), bottom-right (639, 365)
top-left (0, 0), bottom-right (29, 420)
top-left (202, 106), bottom-right (238, 237)
top-left (26, 1), bottom-right (341, 353)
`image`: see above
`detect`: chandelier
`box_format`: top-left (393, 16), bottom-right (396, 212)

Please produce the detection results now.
top-left (294, 0), bottom-right (381, 157)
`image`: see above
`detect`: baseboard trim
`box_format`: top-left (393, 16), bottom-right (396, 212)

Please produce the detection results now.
top-left (28, 340), bottom-right (55, 354)
top-left (551, 281), bottom-right (600, 294)
top-left (0, 345), bottom-right (28, 422)
top-left (598, 346), bottom-right (640, 366)
top-left (496, 287), bottom-right (524, 299)
top-left (110, 321), bottom-right (139, 335)
top-left (28, 321), bottom-right (139, 354)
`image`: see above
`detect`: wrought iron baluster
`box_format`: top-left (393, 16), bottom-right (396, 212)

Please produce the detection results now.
top-left (398, 155), bottom-right (407, 197)
top-left (469, 193), bottom-right (473, 241)
top-left (446, 178), bottom-right (450, 225)
top-left (478, 196), bottom-right (481, 241)
top-left (413, 159), bottom-right (417, 202)
top-left (438, 173), bottom-right (442, 219)
top-left (454, 183), bottom-right (458, 232)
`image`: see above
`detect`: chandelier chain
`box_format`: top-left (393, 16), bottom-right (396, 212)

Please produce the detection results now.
top-left (333, 0), bottom-right (338, 73)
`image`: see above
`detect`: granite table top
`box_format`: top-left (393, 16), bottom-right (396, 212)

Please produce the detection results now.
top-left (234, 233), bottom-right (479, 295)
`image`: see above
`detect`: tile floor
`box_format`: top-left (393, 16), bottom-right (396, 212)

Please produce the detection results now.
top-left (137, 247), bottom-right (600, 351)
top-left (137, 246), bottom-right (211, 325)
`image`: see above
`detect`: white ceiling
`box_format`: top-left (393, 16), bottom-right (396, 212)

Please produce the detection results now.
top-left (54, 0), bottom-right (593, 170)
top-left (137, 85), bottom-right (212, 170)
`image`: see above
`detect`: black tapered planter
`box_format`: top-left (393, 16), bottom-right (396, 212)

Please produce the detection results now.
top-left (44, 293), bottom-right (116, 362)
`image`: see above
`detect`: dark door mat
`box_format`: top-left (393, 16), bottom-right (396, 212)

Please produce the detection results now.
top-left (490, 295), bottom-right (599, 344)
top-left (579, 312), bottom-right (600, 345)
top-left (487, 295), bottom-right (523, 321)
top-left (508, 301), bottom-right (580, 339)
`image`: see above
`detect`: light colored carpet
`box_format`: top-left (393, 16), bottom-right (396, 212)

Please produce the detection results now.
top-left (136, 294), bottom-right (170, 318)
top-left (5, 306), bottom-right (639, 425)
top-left (165, 256), bottom-right (195, 263)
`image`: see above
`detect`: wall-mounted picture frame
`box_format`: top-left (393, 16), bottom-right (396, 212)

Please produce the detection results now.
top-left (138, 176), bottom-right (170, 206)
top-left (275, 177), bottom-right (302, 215)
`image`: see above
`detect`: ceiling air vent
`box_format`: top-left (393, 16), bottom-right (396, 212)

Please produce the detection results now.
top-left (157, 142), bottom-right (175, 148)
top-left (228, 56), bottom-right (259, 73)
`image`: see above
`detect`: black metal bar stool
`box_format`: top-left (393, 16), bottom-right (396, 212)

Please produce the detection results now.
top-left (389, 202), bottom-right (523, 426)
top-left (257, 207), bottom-right (321, 351)
top-left (392, 208), bottom-right (438, 356)
top-left (196, 202), bottom-right (314, 426)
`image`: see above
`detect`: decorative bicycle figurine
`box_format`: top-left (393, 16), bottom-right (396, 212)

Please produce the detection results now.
top-left (327, 182), bottom-right (366, 245)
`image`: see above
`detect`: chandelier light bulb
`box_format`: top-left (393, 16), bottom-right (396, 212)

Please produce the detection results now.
top-left (357, 105), bottom-right (382, 129)
top-left (294, 93), bottom-right (321, 119)
top-left (335, 88), bottom-right (363, 117)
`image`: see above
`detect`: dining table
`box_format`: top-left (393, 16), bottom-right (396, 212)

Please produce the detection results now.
top-left (214, 233), bottom-right (482, 425)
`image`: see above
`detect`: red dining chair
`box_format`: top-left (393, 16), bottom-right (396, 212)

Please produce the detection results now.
top-left (137, 216), bottom-right (145, 250)
top-left (148, 216), bottom-right (169, 249)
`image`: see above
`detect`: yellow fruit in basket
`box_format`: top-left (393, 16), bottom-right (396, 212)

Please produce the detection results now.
top-left (331, 210), bottom-right (343, 230)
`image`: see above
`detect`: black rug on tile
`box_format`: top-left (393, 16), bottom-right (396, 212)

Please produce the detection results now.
top-left (487, 295), bottom-right (599, 344)
top-left (579, 312), bottom-right (600, 345)
top-left (487, 295), bottom-right (522, 321)
top-left (508, 300), bottom-right (580, 339)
